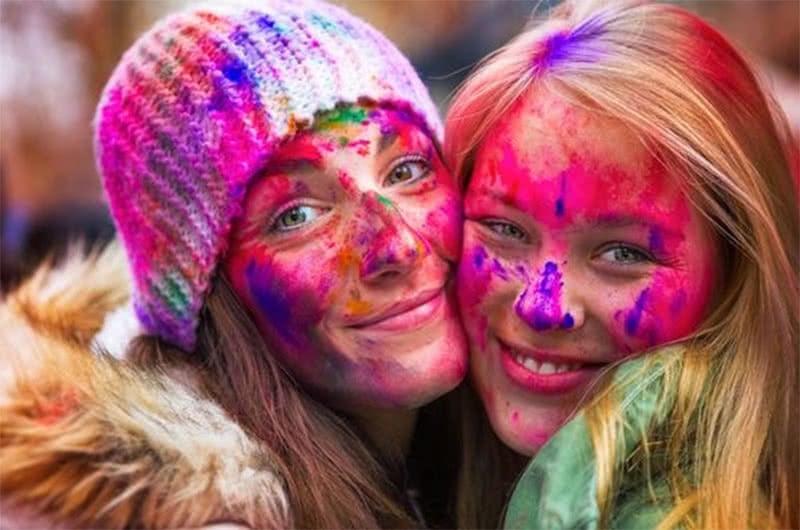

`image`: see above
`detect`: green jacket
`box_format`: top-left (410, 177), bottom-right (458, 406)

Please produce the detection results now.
top-left (504, 347), bottom-right (684, 529)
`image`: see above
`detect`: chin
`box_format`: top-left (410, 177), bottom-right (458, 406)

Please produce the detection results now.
top-left (380, 342), bottom-right (468, 408)
top-left (474, 369), bottom-right (568, 457)
top-left (371, 334), bottom-right (468, 409)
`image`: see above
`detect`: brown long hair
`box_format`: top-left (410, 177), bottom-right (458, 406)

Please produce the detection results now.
top-left (446, 1), bottom-right (799, 528)
top-left (129, 274), bottom-right (415, 529)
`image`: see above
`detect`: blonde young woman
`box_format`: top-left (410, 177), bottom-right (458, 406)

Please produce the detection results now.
top-left (445, 1), bottom-right (798, 528)
top-left (0, 0), bottom-right (468, 527)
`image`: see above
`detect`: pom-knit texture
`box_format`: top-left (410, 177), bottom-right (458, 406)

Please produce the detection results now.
top-left (95, 0), bottom-right (442, 351)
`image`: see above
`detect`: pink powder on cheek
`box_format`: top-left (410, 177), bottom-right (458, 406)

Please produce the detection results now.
top-left (615, 267), bottom-right (712, 353)
top-left (457, 244), bottom-right (496, 351)
top-left (423, 194), bottom-right (462, 261)
top-left (457, 244), bottom-right (493, 308)
top-left (234, 244), bottom-right (338, 353)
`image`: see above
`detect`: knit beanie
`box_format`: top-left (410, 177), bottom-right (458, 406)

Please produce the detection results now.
top-left (95, 0), bottom-right (443, 352)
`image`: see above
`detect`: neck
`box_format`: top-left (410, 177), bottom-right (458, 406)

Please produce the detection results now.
top-left (347, 405), bottom-right (419, 462)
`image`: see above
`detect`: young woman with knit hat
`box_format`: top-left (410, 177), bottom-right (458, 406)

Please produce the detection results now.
top-left (0, 0), bottom-right (466, 527)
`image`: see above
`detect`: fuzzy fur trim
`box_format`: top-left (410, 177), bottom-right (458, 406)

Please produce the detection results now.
top-left (0, 242), bottom-right (291, 528)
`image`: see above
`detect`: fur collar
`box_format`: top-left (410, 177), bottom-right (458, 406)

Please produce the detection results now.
top-left (0, 243), bottom-right (291, 528)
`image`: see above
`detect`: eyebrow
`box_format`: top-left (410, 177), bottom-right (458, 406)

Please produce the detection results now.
top-left (377, 132), bottom-right (399, 156)
top-left (482, 186), bottom-right (520, 207)
top-left (263, 158), bottom-right (322, 175)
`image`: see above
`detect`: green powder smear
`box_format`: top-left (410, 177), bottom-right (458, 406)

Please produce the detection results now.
top-left (377, 194), bottom-right (393, 208)
top-left (316, 106), bottom-right (368, 131)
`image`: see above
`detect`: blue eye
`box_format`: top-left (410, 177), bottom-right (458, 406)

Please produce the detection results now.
top-left (598, 244), bottom-right (652, 264)
top-left (270, 204), bottom-right (327, 232)
top-left (483, 220), bottom-right (528, 241)
top-left (385, 158), bottom-right (430, 185)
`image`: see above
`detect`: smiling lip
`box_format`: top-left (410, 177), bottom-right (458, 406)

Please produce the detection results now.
top-left (347, 288), bottom-right (444, 332)
top-left (498, 339), bottom-right (609, 395)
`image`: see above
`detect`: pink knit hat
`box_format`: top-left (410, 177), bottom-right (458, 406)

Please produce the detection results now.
top-left (95, 0), bottom-right (442, 351)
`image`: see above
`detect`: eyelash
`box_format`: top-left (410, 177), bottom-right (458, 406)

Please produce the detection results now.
top-left (481, 219), bottom-right (529, 242)
top-left (595, 243), bottom-right (656, 265)
top-left (479, 222), bottom-right (659, 267)
top-left (267, 200), bottom-right (329, 233)
top-left (384, 155), bottom-right (431, 186)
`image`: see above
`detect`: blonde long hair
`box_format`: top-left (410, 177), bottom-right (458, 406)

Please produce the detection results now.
top-left (445, 2), bottom-right (799, 528)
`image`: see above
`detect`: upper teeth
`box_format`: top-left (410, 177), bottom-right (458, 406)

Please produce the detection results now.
top-left (514, 353), bottom-right (578, 374)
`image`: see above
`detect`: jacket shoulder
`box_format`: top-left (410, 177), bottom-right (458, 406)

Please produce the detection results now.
top-left (504, 348), bottom-right (684, 530)
top-left (0, 243), bottom-right (292, 528)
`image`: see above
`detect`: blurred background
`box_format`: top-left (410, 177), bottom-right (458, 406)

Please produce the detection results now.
top-left (1, 0), bottom-right (798, 290)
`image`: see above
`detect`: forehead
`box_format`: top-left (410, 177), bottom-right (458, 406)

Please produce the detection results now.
top-left (269, 105), bottom-right (428, 162)
top-left (469, 87), bottom-right (689, 226)
top-left (479, 87), bottom-right (652, 178)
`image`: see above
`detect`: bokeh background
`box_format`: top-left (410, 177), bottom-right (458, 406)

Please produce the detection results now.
top-left (1, 0), bottom-right (798, 290)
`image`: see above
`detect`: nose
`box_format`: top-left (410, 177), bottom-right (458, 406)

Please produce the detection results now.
top-left (514, 261), bottom-right (584, 331)
top-left (354, 192), bottom-right (428, 284)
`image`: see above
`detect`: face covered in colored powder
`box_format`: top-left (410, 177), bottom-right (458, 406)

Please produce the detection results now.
top-left (224, 104), bottom-right (467, 412)
top-left (458, 87), bottom-right (718, 456)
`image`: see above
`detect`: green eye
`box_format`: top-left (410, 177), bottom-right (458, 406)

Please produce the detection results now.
top-left (484, 221), bottom-right (527, 241)
top-left (386, 158), bottom-right (429, 185)
top-left (599, 245), bottom-right (651, 264)
top-left (271, 205), bottom-right (326, 232)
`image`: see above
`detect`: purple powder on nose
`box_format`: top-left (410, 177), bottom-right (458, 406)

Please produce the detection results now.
top-left (515, 261), bottom-right (565, 330)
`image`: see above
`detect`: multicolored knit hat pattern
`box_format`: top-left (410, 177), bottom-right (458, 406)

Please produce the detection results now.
top-left (95, 0), bottom-right (442, 351)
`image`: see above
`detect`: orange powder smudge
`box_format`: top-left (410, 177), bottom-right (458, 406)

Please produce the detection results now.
top-left (346, 297), bottom-right (372, 315)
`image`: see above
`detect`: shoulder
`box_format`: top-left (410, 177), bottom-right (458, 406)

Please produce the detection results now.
top-left (504, 348), bottom-right (684, 530)
top-left (0, 243), bottom-right (292, 528)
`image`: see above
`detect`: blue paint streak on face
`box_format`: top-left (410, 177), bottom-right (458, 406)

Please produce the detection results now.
top-left (670, 289), bottom-right (687, 315)
top-left (555, 198), bottom-right (565, 217)
top-left (473, 246), bottom-right (488, 269)
top-left (624, 288), bottom-right (650, 336)
top-left (554, 171), bottom-right (567, 217)
top-left (648, 226), bottom-right (665, 255)
top-left (491, 258), bottom-right (509, 281)
top-left (246, 259), bottom-right (294, 341)
top-left (560, 313), bottom-right (575, 329)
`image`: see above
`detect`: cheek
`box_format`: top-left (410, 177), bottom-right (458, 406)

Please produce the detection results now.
top-left (227, 247), bottom-right (338, 351)
top-left (423, 191), bottom-right (462, 260)
top-left (609, 268), bottom-right (713, 355)
top-left (457, 235), bottom-right (519, 349)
